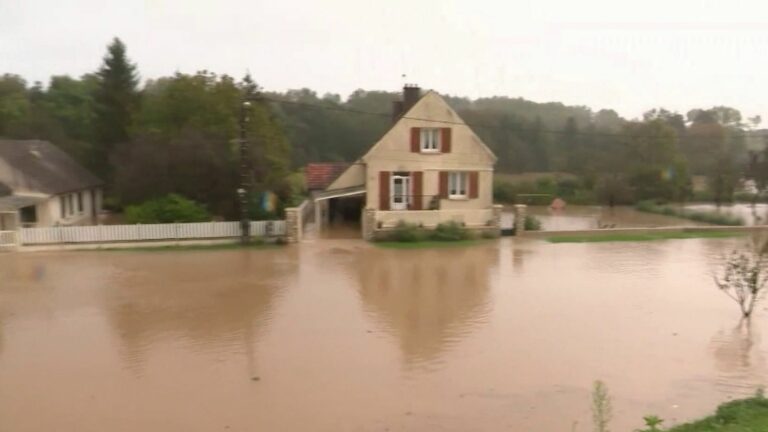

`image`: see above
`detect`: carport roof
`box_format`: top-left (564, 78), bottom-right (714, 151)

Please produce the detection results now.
top-left (0, 194), bottom-right (47, 212)
top-left (313, 186), bottom-right (365, 201)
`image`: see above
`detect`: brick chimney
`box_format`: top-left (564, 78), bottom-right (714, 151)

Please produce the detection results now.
top-left (402, 84), bottom-right (421, 113)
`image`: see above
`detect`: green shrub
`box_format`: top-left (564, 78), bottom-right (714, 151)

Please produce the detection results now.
top-left (636, 415), bottom-right (664, 432)
top-left (691, 190), bottom-right (715, 202)
top-left (391, 220), bottom-right (424, 242)
top-left (493, 179), bottom-right (517, 203)
top-left (569, 189), bottom-right (597, 205)
top-left (124, 194), bottom-right (210, 224)
top-left (667, 394), bottom-right (768, 431)
top-left (481, 230), bottom-right (499, 239)
top-left (535, 177), bottom-right (556, 195)
top-left (524, 214), bottom-right (542, 231)
top-left (555, 178), bottom-right (579, 197)
top-left (493, 176), bottom-right (600, 205)
top-left (430, 221), bottom-right (471, 241)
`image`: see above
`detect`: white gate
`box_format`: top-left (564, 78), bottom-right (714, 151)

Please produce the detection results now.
top-left (0, 231), bottom-right (17, 249)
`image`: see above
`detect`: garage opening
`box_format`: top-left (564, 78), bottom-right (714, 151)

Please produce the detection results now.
top-left (313, 186), bottom-right (365, 238)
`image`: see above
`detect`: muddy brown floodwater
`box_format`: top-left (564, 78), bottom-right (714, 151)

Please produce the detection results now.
top-left (1, 237), bottom-right (766, 431)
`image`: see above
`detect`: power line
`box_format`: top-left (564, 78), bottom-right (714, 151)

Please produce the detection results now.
top-left (258, 95), bottom-right (768, 141)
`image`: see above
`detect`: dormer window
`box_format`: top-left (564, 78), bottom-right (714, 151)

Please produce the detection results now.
top-left (420, 128), bottom-right (441, 152)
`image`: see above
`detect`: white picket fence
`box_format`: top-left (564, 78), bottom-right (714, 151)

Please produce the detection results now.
top-left (19, 220), bottom-right (286, 245)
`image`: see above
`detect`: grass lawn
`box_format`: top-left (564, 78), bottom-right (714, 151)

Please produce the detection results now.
top-left (90, 241), bottom-right (284, 252)
top-left (546, 231), bottom-right (745, 243)
top-left (374, 240), bottom-right (490, 249)
top-left (666, 396), bottom-right (768, 431)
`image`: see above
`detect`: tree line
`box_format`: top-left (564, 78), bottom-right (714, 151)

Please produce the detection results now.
top-left (1, 37), bottom-right (766, 219)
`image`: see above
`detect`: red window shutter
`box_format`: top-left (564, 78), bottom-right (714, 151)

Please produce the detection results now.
top-left (410, 128), bottom-right (420, 152)
top-left (469, 171), bottom-right (479, 199)
top-left (441, 128), bottom-right (452, 153)
top-left (379, 171), bottom-right (390, 210)
top-left (439, 172), bottom-right (448, 199)
top-left (412, 171), bottom-right (423, 210)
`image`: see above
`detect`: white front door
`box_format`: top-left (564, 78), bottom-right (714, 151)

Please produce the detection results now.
top-left (391, 175), bottom-right (410, 210)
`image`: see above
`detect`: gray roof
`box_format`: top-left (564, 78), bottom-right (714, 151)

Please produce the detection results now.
top-left (0, 139), bottom-right (102, 195)
top-left (0, 194), bottom-right (47, 211)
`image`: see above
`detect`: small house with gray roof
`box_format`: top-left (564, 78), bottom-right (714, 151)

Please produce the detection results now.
top-left (0, 139), bottom-right (103, 230)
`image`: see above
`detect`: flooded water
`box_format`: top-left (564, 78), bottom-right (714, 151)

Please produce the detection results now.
top-left (685, 203), bottom-right (768, 226)
top-left (1, 236), bottom-right (766, 431)
top-left (520, 205), bottom-right (707, 231)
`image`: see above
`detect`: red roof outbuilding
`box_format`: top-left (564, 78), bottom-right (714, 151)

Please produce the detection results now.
top-left (305, 162), bottom-right (350, 191)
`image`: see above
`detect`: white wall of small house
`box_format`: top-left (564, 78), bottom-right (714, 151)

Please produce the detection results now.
top-left (363, 91), bottom-right (495, 211)
top-left (35, 188), bottom-right (102, 227)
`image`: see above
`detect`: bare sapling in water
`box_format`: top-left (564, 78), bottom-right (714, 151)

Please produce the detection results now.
top-left (713, 238), bottom-right (768, 319)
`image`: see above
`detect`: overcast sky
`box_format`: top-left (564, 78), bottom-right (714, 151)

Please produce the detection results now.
top-left (2, 0), bottom-right (767, 122)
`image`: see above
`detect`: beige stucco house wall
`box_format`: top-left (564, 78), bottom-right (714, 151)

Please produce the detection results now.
top-left (321, 88), bottom-right (500, 239)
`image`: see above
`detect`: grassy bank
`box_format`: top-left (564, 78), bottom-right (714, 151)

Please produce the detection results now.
top-left (666, 396), bottom-right (768, 431)
top-left (635, 201), bottom-right (745, 226)
top-left (547, 231), bottom-right (744, 243)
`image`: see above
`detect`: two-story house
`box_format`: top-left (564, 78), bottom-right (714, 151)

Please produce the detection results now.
top-left (313, 85), bottom-right (499, 240)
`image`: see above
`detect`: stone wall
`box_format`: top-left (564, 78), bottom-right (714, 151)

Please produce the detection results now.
top-left (362, 208), bottom-right (376, 241)
top-left (284, 207), bottom-right (300, 243)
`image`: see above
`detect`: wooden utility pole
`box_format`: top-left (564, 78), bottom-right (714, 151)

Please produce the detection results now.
top-left (239, 100), bottom-right (252, 244)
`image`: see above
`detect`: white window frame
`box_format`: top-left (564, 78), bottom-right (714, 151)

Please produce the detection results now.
top-left (390, 174), bottom-right (411, 210)
top-left (420, 128), bottom-right (441, 153)
top-left (448, 172), bottom-right (468, 199)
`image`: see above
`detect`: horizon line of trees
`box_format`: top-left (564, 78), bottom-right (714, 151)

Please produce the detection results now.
top-left (1, 37), bottom-right (767, 218)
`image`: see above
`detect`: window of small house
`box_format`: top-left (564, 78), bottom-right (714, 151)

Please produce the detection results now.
top-left (68, 194), bottom-right (74, 216)
top-left (60, 196), bottom-right (66, 218)
top-left (20, 206), bottom-right (37, 224)
top-left (448, 172), bottom-right (468, 198)
top-left (420, 128), bottom-right (440, 152)
top-left (77, 192), bottom-right (84, 213)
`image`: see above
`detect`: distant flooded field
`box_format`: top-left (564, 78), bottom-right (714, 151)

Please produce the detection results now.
top-left (521, 205), bottom-right (708, 231)
top-left (685, 203), bottom-right (768, 226)
top-left (1, 236), bottom-right (765, 431)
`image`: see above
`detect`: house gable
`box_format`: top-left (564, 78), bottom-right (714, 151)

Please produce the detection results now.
top-left (360, 91), bottom-right (496, 168)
